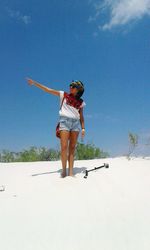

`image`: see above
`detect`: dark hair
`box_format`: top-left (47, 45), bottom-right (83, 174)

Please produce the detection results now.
top-left (71, 80), bottom-right (84, 99)
top-left (76, 88), bottom-right (84, 99)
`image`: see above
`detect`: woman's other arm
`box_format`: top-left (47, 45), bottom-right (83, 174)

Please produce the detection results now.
top-left (79, 108), bottom-right (85, 138)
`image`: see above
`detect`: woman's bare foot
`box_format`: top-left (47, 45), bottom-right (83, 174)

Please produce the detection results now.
top-left (69, 174), bottom-right (76, 178)
top-left (68, 169), bottom-right (74, 177)
top-left (61, 169), bottom-right (66, 178)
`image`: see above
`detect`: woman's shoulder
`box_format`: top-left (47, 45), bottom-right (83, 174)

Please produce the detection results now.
top-left (80, 98), bottom-right (86, 108)
top-left (59, 91), bottom-right (69, 97)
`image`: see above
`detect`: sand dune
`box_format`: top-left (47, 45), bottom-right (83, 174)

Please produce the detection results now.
top-left (0, 157), bottom-right (150, 250)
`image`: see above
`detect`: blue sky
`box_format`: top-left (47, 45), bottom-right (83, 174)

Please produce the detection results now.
top-left (0, 0), bottom-right (150, 156)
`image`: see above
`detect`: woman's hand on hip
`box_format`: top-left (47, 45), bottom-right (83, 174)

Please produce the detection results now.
top-left (81, 129), bottom-right (85, 138)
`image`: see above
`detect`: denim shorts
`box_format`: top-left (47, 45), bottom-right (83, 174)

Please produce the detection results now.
top-left (59, 116), bottom-right (80, 132)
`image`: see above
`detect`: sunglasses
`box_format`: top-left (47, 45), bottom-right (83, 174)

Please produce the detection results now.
top-left (70, 83), bottom-right (80, 89)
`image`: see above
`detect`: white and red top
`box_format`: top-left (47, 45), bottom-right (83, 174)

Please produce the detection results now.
top-left (59, 91), bottom-right (86, 120)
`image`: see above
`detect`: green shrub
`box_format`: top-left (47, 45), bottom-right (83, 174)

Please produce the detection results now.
top-left (127, 132), bottom-right (138, 160)
top-left (0, 143), bottom-right (109, 162)
top-left (75, 142), bottom-right (109, 160)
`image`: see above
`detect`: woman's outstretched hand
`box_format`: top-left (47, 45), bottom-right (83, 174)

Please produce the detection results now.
top-left (26, 78), bottom-right (35, 86)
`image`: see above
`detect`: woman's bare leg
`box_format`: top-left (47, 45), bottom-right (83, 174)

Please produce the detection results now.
top-left (68, 131), bottom-right (79, 176)
top-left (60, 130), bottom-right (70, 177)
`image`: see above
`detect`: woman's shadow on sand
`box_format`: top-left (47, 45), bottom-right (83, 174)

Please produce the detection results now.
top-left (31, 167), bottom-right (87, 177)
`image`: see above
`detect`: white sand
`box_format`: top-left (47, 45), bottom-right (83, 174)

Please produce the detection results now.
top-left (0, 157), bottom-right (150, 250)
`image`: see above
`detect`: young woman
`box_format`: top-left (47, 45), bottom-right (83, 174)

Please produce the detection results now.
top-left (27, 78), bottom-right (86, 177)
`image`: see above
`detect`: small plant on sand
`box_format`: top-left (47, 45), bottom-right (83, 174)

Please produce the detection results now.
top-left (127, 132), bottom-right (138, 160)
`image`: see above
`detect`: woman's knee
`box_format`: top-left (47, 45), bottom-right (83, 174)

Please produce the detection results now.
top-left (69, 144), bottom-right (76, 153)
top-left (61, 144), bottom-right (68, 152)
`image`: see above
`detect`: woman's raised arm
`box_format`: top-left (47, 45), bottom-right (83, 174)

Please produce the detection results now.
top-left (26, 78), bottom-right (60, 96)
